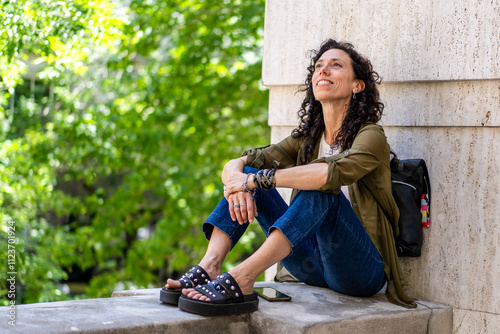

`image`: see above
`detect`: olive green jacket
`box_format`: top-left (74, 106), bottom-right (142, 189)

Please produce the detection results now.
top-left (243, 123), bottom-right (416, 308)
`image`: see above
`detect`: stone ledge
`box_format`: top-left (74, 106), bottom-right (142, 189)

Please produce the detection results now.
top-left (1, 282), bottom-right (452, 334)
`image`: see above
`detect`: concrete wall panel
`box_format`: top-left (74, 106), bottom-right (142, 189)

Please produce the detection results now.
top-left (380, 81), bottom-right (500, 127)
top-left (268, 87), bottom-right (302, 127)
top-left (453, 309), bottom-right (500, 334)
top-left (263, 0), bottom-right (500, 85)
top-left (269, 125), bottom-right (296, 144)
top-left (268, 81), bottom-right (500, 128)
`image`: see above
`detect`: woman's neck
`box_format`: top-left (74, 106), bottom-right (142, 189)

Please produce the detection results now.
top-left (322, 101), bottom-right (348, 145)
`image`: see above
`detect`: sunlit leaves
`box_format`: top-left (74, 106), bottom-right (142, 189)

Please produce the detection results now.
top-left (0, 0), bottom-right (125, 88)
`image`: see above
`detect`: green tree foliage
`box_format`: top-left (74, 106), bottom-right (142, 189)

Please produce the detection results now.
top-left (0, 0), bottom-right (123, 89)
top-left (0, 0), bottom-right (268, 304)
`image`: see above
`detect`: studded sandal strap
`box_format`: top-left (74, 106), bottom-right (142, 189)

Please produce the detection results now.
top-left (178, 265), bottom-right (210, 289)
top-left (192, 272), bottom-right (244, 304)
top-left (194, 282), bottom-right (227, 303)
top-left (213, 272), bottom-right (244, 303)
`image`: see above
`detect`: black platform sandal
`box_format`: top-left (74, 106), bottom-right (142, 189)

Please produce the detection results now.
top-left (160, 265), bottom-right (211, 306)
top-left (178, 272), bottom-right (258, 316)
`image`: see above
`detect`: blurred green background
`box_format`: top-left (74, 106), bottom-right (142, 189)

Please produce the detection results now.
top-left (0, 0), bottom-right (269, 304)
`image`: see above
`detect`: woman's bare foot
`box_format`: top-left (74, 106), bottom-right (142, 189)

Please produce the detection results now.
top-left (182, 229), bottom-right (292, 301)
top-left (165, 258), bottom-right (223, 291)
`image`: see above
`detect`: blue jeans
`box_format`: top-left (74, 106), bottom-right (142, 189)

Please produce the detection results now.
top-left (203, 167), bottom-right (386, 297)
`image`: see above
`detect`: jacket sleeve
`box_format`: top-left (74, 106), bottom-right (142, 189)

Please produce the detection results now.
top-left (311, 123), bottom-right (388, 193)
top-left (242, 135), bottom-right (301, 169)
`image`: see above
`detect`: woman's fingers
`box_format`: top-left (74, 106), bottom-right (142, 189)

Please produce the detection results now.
top-left (233, 192), bottom-right (247, 224)
top-left (244, 191), bottom-right (257, 223)
top-left (227, 194), bottom-right (237, 222)
top-left (227, 191), bottom-right (257, 224)
top-left (236, 192), bottom-right (248, 224)
top-left (228, 193), bottom-right (246, 224)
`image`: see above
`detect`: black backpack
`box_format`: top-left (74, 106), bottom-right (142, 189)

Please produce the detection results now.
top-left (390, 159), bottom-right (431, 257)
top-left (377, 159), bottom-right (431, 257)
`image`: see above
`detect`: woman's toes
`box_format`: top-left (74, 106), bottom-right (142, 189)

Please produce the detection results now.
top-left (187, 290), bottom-right (203, 299)
top-left (187, 290), bottom-right (197, 298)
top-left (199, 294), bottom-right (211, 301)
top-left (182, 288), bottom-right (211, 301)
top-left (182, 288), bottom-right (195, 296)
top-left (166, 278), bottom-right (181, 289)
top-left (192, 292), bottom-right (210, 301)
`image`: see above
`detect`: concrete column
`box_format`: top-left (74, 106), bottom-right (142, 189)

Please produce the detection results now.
top-left (262, 0), bottom-right (500, 333)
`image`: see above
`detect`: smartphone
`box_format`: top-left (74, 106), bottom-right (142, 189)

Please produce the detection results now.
top-left (254, 287), bottom-right (291, 302)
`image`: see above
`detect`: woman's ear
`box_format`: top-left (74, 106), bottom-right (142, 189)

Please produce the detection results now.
top-left (354, 80), bottom-right (365, 94)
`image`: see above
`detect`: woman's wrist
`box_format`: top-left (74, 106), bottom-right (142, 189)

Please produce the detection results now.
top-left (250, 174), bottom-right (257, 190)
top-left (243, 173), bottom-right (256, 195)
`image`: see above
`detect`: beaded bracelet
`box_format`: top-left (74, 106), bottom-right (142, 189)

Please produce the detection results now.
top-left (242, 173), bottom-right (256, 197)
top-left (253, 160), bottom-right (280, 190)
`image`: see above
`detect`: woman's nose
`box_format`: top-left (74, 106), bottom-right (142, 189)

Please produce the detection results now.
top-left (318, 63), bottom-right (329, 75)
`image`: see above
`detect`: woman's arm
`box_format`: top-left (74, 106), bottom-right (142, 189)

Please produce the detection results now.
top-left (274, 163), bottom-right (329, 190)
top-left (225, 162), bottom-right (329, 194)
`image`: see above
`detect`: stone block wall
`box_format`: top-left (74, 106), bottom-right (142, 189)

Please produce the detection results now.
top-left (262, 0), bottom-right (500, 333)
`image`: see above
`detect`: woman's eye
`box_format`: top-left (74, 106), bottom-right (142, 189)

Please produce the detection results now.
top-left (314, 61), bottom-right (341, 70)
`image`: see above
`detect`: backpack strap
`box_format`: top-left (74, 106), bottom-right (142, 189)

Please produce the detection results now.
top-left (419, 160), bottom-right (431, 227)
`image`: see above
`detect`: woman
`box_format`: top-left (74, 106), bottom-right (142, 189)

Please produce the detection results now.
top-left (160, 39), bottom-right (416, 316)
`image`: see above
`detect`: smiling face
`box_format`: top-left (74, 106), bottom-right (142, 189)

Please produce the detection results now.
top-left (312, 48), bottom-right (363, 105)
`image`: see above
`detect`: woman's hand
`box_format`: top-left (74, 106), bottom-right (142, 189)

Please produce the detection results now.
top-left (224, 172), bottom-right (255, 195)
top-left (225, 191), bottom-right (257, 224)
top-left (221, 157), bottom-right (257, 224)
top-left (224, 172), bottom-right (257, 224)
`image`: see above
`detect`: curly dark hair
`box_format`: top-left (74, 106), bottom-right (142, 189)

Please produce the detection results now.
top-left (292, 39), bottom-right (385, 164)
